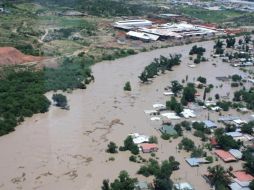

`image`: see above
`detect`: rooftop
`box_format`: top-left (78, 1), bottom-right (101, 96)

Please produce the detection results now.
top-left (214, 149), bottom-right (237, 162)
top-left (233, 171), bottom-right (254, 182)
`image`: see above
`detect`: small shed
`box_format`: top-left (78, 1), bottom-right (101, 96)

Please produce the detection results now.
top-left (159, 125), bottom-right (177, 136)
top-left (140, 143), bottom-right (158, 153)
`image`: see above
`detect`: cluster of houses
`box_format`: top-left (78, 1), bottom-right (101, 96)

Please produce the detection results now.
top-left (113, 19), bottom-right (223, 42)
top-left (142, 92), bottom-right (254, 189)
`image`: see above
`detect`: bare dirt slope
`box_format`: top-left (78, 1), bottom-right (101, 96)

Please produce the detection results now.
top-left (0, 47), bottom-right (42, 65)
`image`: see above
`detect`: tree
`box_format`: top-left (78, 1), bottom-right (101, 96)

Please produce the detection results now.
top-left (226, 36), bottom-right (236, 48)
top-left (166, 97), bottom-right (183, 115)
top-left (171, 80), bottom-right (183, 96)
top-left (207, 165), bottom-right (230, 190)
top-left (217, 134), bottom-right (240, 151)
top-left (123, 136), bottom-right (139, 155)
top-left (197, 76), bottom-right (207, 84)
top-left (101, 179), bottom-right (110, 190)
top-left (174, 124), bottom-right (183, 136)
top-left (52, 94), bottom-right (68, 108)
top-left (241, 121), bottom-right (254, 135)
top-left (244, 35), bottom-right (252, 44)
top-left (249, 180), bottom-right (254, 190)
top-left (239, 39), bottom-right (243, 45)
top-left (179, 137), bottom-right (195, 151)
top-left (107, 141), bottom-right (118, 153)
top-left (149, 136), bottom-right (158, 144)
top-left (168, 156), bottom-right (180, 170)
top-left (104, 170), bottom-right (137, 190)
top-left (139, 71), bottom-right (148, 83)
top-left (124, 81), bottom-right (131, 91)
top-left (214, 39), bottom-right (224, 49)
top-left (244, 156), bottom-right (254, 176)
top-left (181, 83), bottom-right (196, 103)
top-left (154, 178), bottom-right (172, 190)
top-left (232, 74), bottom-right (242, 82)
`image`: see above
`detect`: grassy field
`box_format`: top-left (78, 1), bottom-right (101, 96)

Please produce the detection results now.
top-left (176, 6), bottom-right (244, 23)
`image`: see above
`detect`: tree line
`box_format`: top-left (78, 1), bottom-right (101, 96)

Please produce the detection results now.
top-left (139, 54), bottom-right (181, 83)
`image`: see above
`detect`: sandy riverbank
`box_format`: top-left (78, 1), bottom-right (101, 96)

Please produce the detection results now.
top-left (0, 38), bottom-right (252, 190)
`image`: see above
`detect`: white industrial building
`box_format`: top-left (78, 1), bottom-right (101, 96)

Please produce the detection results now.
top-left (113, 19), bottom-right (153, 30)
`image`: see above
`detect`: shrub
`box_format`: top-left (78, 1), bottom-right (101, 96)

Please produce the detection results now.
top-left (124, 81), bottom-right (132, 91)
top-left (129, 155), bottom-right (137, 162)
top-left (106, 141), bottom-right (118, 153)
top-left (197, 76), bottom-right (207, 84)
top-left (206, 156), bottom-right (214, 163)
top-left (149, 136), bottom-right (158, 144)
top-left (231, 82), bottom-right (239, 87)
top-left (52, 94), bottom-right (68, 108)
top-left (161, 133), bottom-right (171, 140)
top-left (179, 137), bottom-right (195, 152)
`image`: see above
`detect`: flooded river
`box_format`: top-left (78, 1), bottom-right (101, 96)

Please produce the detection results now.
top-left (0, 40), bottom-right (249, 190)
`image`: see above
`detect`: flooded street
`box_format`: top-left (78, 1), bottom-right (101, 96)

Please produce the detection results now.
top-left (0, 40), bottom-right (250, 190)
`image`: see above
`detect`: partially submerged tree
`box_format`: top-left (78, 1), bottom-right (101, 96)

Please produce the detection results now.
top-left (101, 170), bottom-right (137, 190)
top-left (52, 94), bottom-right (68, 109)
top-left (106, 141), bottom-right (118, 153)
top-left (124, 81), bottom-right (132, 91)
top-left (171, 80), bottom-right (183, 96)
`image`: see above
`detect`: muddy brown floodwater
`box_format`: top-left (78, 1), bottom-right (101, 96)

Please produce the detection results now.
top-left (0, 39), bottom-right (250, 190)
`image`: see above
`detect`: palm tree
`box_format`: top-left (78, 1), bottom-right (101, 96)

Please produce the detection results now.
top-left (207, 165), bottom-right (231, 189)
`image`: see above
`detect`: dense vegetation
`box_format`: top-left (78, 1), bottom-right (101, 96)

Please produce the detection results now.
top-left (0, 55), bottom-right (94, 136)
top-left (44, 55), bottom-right (94, 91)
top-left (233, 88), bottom-right (254, 110)
top-left (137, 157), bottom-right (178, 190)
top-left (0, 67), bottom-right (50, 135)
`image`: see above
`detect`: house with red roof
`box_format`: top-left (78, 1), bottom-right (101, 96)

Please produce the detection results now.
top-left (214, 150), bottom-right (237, 162)
top-left (229, 171), bottom-right (254, 190)
top-left (140, 143), bottom-right (158, 153)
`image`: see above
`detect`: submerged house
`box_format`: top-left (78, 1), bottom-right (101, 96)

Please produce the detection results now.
top-left (140, 143), bottom-right (158, 153)
top-left (203, 120), bottom-right (217, 129)
top-left (214, 149), bottom-right (237, 162)
top-left (229, 171), bottom-right (254, 190)
top-left (159, 125), bottom-right (177, 136)
top-left (185, 157), bottom-right (209, 167)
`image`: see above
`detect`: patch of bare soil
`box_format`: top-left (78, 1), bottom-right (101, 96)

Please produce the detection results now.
top-left (0, 47), bottom-right (43, 65)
